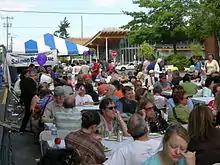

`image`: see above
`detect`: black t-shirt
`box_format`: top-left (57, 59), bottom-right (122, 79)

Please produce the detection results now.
top-left (149, 109), bottom-right (168, 133)
top-left (188, 128), bottom-right (220, 165)
top-left (171, 76), bottom-right (182, 87)
top-left (20, 77), bottom-right (36, 103)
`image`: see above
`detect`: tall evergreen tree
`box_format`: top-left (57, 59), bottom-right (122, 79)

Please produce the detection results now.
top-left (54, 17), bottom-right (70, 39)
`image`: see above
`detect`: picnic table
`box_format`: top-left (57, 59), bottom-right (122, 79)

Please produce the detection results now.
top-left (161, 90), bottom-right (172, 97)
top-left (47, 134), bottom-right (163, 158)
top-left (75, 105), bottom-right (99, 112)
top-left (191, 97), bottom-right (214, 105)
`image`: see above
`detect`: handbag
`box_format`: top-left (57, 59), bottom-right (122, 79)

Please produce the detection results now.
top-left (32, 96), bottom-right (51, 120)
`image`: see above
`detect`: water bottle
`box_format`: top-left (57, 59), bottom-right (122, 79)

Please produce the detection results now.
top-left (51, 124), bottom-right (58, 143)
top-left (146, 121), bottom-right (151, 135)
top-left (117, 130), bottom-right (123, 142)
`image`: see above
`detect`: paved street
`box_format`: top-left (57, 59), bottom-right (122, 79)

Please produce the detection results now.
top-left (1, 91), bottom-right (41, 165)
top-left (0, 88), bottom-right (7, 147)
top-left (10, 132), bottom-right (41, 165)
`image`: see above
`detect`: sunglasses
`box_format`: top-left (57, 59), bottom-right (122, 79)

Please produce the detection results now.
top-left (106, 106), bottom-right (117, 110)
top-left (144, 106), bottom-right (154, 111)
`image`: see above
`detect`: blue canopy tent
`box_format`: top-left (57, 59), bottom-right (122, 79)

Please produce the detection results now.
top-left (12, 33), bottom-right (90, 56)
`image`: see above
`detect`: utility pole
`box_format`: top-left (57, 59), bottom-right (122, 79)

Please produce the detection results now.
top-left (81, 15), bottom-right (83, 45)
top-left (9, 35), bottom-right (15, 52)
top-left (1, 16), bottom-right (13, 51)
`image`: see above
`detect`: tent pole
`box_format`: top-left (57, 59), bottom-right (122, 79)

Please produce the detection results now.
top-left (105, 37), bottom-right (108, 61)
top-left (81, 16), bottom-right (84, 45)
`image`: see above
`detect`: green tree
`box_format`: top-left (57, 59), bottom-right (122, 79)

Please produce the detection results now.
top-left (138, 42), bottom-right (155, 59)
top-left (189, 0), bottom-right (220, 57)
top-left (59, 56), bottom-right (69, 63)
top-left (165, 54), bottom-right (191, 70)
top-left (54, 17), bottom-right (70, 39)
top-left (123, 0), bottom-right (196, 54)
top-left (190, 44), bottom-right (203, 57)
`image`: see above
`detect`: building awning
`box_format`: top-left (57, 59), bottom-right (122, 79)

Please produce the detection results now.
top-left (84, 28), bottom-right (128, 47)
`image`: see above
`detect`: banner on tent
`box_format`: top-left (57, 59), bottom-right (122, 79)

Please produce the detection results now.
top-left (6, 50), bottom-right (57, 67)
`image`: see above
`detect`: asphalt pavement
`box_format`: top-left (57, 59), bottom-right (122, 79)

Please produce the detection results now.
top-left (1, 91), bottom-right (41, 165)
top-left (0, 88), bottom-right (7, 146)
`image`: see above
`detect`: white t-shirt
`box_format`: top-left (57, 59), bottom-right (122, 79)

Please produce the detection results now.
top-left (72, 65), bottom-right (82, 75)
top-left (75, 94), bottom-right (94, 106)
top-left (40, 73), bottom-right (54, 90)
top-left (104, 139), bottom-right (161, 165)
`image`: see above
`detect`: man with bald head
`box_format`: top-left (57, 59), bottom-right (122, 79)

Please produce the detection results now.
top-left (63, 96), bottom-right (75, 109)
top-left (104, 113), bottom-right (161, 165)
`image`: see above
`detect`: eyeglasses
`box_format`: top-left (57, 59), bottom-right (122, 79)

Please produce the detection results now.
top-left (106, 106), bottom-right (117, 110)
top-left (144, 106), bottom-right (154, 111)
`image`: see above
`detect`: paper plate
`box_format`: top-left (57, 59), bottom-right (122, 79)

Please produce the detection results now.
top-left (104, 146), bottom-right (112, 152)
top-left (149, 133), bottom-right (161, 137)
top-left (104, 136), bottom-right (117, 141)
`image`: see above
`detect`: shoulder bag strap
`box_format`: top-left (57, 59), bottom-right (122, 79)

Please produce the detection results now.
top-left (172, 108), bottom-right (187, 124)
top-left (40, 96), bottom-right (51, 116)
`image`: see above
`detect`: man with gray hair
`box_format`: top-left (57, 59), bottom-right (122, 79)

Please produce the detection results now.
top-left (104, 113), bottom-right (161, 165)
top-left (55, 96), bottom-right (82, 131)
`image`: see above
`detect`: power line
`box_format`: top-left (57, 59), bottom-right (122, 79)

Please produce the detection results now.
top-left (10, 25), bottom-right (104, 29)
top-left (11, 26), bottom-right (57, 29)
top-left (0, 9), bottom-right (124, 15)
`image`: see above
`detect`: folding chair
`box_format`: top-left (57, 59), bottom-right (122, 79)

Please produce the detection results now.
top-left (39, 130), bottom-right (51, 156)
top-left (39, 130), bottom-right (71, 155)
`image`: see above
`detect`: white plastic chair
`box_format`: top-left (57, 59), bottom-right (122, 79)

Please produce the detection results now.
top-left (39, 130), bottom-right (71, 155)
top-left (39, 130), bottom-right (51, 156)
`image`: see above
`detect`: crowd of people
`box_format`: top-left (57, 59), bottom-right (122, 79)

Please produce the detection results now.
top-left (13, 55), bottom-right (220, 165)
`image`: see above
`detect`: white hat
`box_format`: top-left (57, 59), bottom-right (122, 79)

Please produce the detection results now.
top-left (149, 70), bottom-right (154, 74)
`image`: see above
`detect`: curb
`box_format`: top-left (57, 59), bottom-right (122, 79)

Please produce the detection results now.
top-left (2, 88), bottom-right (8, 105)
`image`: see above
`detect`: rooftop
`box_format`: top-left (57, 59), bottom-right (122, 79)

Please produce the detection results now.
top-left (68, 37), bottom-right (91, 45)
top-left (84, 28), bottom-right (127, 46)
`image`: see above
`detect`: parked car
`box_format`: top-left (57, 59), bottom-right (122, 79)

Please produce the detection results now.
top-left (115, 62), bottom-right (135, 71)
top-left (71, 59), bottom-right (87, 65)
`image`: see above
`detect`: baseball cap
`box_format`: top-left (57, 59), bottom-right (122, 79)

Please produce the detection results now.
top-left (148, 57), bottom-right (155, 61)
top-left (171, 67), bottom-right (179, 71)
top-left (149, 70), bottom-right (154, 74)
top-left (54, 86), bottom-right (65, 96)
